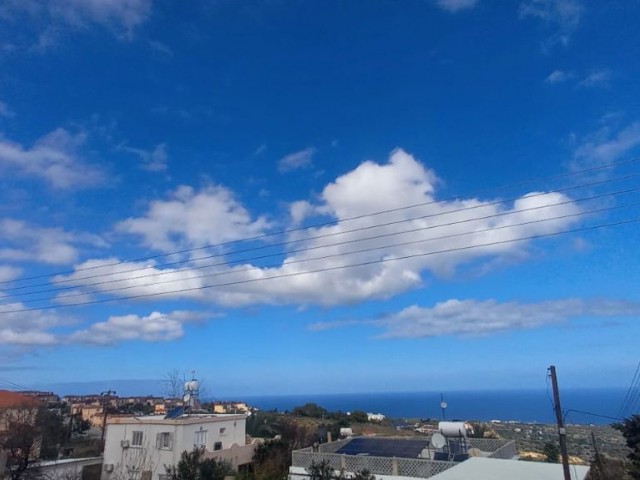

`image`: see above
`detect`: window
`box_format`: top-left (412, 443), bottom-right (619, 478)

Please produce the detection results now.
top-left (219, 427), bottom-right (226, 435)
top-left (156, 432), bottom-right (173, 450)
top-left (214, 441), bottom-right (222, 451)
top-left (194, 430), bottom-right (207, 448)
top-left (132, 431), bottom-right (143, 446)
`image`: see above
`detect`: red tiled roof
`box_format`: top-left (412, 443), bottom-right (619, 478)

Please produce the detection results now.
top-left (0, 390), bottom-right (39, 408)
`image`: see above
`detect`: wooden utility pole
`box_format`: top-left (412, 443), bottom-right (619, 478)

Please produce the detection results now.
top-left (548, 366), bottom-right (571, 480)
top-left (591, 431), bottom-right (604, 476)
top-left (100, 389), bottom-right (116, 452)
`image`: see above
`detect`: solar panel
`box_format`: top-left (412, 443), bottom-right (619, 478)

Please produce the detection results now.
top-left (335, 438), bottom-right (430, 458)
top-left (164, 407), bottom-right (184, 419)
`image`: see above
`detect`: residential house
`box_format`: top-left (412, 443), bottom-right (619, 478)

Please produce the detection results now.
top-left (102, 413), bottom-right (257, 480)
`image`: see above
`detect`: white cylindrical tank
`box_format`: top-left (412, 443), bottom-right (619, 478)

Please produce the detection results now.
top-left (438, 421), bottom-right (468, 437)
top-left (184, 380), bottom-right (199, 392)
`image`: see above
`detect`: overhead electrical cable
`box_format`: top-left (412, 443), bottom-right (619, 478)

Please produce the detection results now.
top-left (4, 194), bottom-right (639, 305)
top-left (1, 158), bottom-right (638, 286)
top-left (617, 360), bottom-right (640, 418)
top-left (0, 215), bottom-right (638, 315)
top-left (3, 176), bottom-right (638, 296)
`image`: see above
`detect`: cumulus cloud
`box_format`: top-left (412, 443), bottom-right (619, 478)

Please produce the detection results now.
top-left (0, 218), bottom-right (105, 265)
top-left (520, 0), bottom-right (583, 47)
top-left (435, 0), bottom-right (479, 12)
top-left (118, 185), bottom-right (270, 253)
top-left (68, 310), bottom-right (208, 345)
top-left (572, 122), bottom-right (640, 170)
top-left (62, 149), bottom-right (585, 308)
top-left (123, 143), bottom-right (168, 172)
top-left (310, 298), bottom-right (640, 338)
top-left (0, 302), bottom-right (63, 346)
top-left (0, 128), bottom-right (105, 189)
top-left (278, 148), bottom-right (316, 173)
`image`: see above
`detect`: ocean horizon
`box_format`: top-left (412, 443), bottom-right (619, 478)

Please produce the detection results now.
top-left (240, 388), bottom-right (627, 425)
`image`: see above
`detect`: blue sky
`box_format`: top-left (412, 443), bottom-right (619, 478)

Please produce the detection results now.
top-left (0, 0), bottom-right (640, 399)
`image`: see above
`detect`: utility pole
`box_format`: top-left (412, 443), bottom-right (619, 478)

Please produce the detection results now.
top-left (548, 366), bottom-right (571, 480)
top-left (591, 431), bottom-right (604, 477)
top-left (100, 389), bottom-right (116, 453)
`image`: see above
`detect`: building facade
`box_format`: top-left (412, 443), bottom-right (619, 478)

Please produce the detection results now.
top-left (102, 414), bottom-right (256, 480)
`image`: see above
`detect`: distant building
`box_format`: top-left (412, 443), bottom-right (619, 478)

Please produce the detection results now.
top-left (102, 413), bottom-right (257, 480)
top-left (367, 413), bottom-right (386, 422)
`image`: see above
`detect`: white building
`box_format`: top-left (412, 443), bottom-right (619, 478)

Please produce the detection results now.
top-left (102, 413), bottom-right (256, 480)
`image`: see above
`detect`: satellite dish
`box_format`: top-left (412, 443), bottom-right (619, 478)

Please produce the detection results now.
top-left (431, 432), bottom-right (446, 449)
top-left (440, 401), bottom-right (448, 410)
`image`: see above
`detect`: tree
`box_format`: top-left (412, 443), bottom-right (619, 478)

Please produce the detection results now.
top-left (542, 441), bottom-right (559, 463)
top-left (164, 370), bottom-right (185, 400)
top-left (166, 448), bottom-right (234, 480)
top-left (348, 411), bottom-right (368, 424)
top-left (0, 405), bottom-right (42, 480)
top-left (586, 454), bottom-right (628, 480)
top-left (292, 404), bottom-right (327, 419)
top-left (614, 415), bottom-right (640, 479)
top-left (307, 460), bottom-right (336, 480)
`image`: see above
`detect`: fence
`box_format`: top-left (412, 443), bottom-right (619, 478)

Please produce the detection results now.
top-left (291, 438), bottom-right (518, 479)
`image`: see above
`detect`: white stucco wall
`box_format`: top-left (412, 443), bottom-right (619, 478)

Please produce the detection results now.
top-left (102, 415), bottom-right (247, 480)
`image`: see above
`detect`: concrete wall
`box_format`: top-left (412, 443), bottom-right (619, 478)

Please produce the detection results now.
top-left (102, 416), bottom-right (248, 480)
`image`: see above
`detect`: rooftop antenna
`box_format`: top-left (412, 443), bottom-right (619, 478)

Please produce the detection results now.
top-left (440, 393), bottom-right (448, 421)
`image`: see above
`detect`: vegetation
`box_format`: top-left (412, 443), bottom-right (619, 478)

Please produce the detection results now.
top-left (166, 448), bottom-right (235, 480)
top-left (542, 441), bottom-right (559, 463)
top-left (614, 415), bottom-right (640, 479)
top-left (306, 460), bottom-right (375, 480)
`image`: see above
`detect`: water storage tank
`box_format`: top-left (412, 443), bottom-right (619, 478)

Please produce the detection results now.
top-left (184, 380), bottom-right (199, 392)
top-left (438, 421), bottom-right (468, 437)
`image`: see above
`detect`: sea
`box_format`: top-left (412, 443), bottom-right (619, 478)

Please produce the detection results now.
top-left (241, 388), bottom-right (628, 425)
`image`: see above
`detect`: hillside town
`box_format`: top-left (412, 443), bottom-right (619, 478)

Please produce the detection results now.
top-left (0, 381), bottom-right (637, 480)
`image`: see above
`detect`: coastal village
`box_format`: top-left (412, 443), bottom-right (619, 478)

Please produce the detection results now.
top-left (0, 381), bottom-right (636, 480)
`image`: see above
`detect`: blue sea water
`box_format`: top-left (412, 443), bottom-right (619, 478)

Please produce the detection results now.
top-left (241, 388), bottom-right (628, 425)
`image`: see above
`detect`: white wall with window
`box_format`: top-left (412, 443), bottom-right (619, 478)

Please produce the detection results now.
top-left (102, 414), bottom-right (250, 480)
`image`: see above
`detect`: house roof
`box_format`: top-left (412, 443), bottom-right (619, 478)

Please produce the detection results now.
top-left (0, 390), bottom-right (39, 408)
top-left (429, 457), bottom-right (590, 480)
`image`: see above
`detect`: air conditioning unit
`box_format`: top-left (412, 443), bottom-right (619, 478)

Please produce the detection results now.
top-left (104, 464), bottom-right (114, 473)
top-left (121, 440), bottom-right (130, 448)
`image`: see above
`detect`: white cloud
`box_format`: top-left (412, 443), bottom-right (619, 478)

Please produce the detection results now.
top-left (545, 70), bottom-right (574, 84)
top-left (4, 0), bottom-right (151, 38)
top-left (0, 218), bottom-right (105, 265)
top-left (65, 149), bottom-right (585, 308)
top-left (123, 143), bottom-right (168, 172)
top-left (278, 147), bottom-right (316, 173)
top-left (0, 302), bottom-right (63, 346)
top-left (520, 0), bottom-right (583, 46)
top-left (68, 310), bottom-right (208, 345)
top-left (0, 101), bottom-right (15, 118)
top-left (310, 298), bottom-right (640, 338)
top-left (118, 185), bottom-right (270, 252)
top-left (0, 265), bottom-right (21, 283)
top-left (572, 122), bottom-right (640, 170)
top-left (435, 0), bottom-right (479, 13)
top-left (0, 128), bottom-right (105, 189)
top-left (578, 69), bottom-right (612, 88)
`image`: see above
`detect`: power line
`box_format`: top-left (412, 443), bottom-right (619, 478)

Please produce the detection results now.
top-left (2, 159), bottom-right (638, 287)
top-left (1, 215), bottom-right (638, 315)
top-left (3, 177), bottom-right (639, 297)
top-left (9, 197), bottom-right (639, 306)
top-left (617, 360), bottom-right (640, 418)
